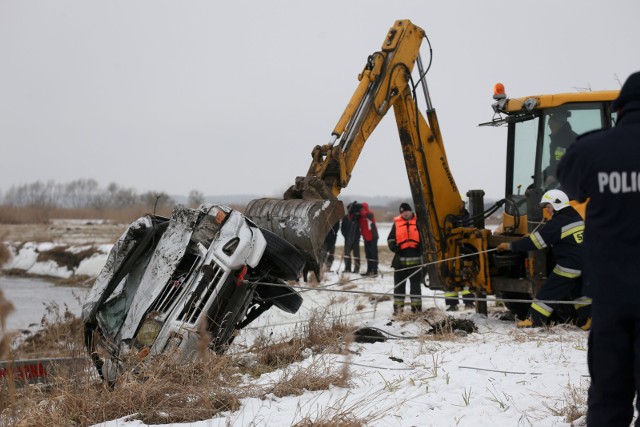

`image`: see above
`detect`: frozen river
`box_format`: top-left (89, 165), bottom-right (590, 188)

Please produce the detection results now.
top-left (0, 276), bottom-right (89, 332)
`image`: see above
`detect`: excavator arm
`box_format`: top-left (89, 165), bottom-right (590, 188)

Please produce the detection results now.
top-left (246, 20), bottom-right (491, 293)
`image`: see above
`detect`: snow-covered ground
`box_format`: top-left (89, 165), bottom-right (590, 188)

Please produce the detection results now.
top-left (90, 267), bottom-right (590, 427)
top-left (1, 225), bottom-right (591, 427)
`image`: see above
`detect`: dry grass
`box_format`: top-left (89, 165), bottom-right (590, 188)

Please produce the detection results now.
top-left (2, 306), bottom-right (246, 426)
top-left (246, 309), bottom-right (355, 376)
top-left (1, 353), bottom-right (244, 426)
top-left (11, 301), bottom-right (85, 359)
top-left (36, 246), bottom-right (100, 271)
top-left (0, 206), bottom-right (173, 225)
top-left (1, 305), bottom-right (362, 425)
top-left (269, 357), bottom-right (350, 397)
top-left (0, 233), bottom-right (11, 266)
top-left (544, 380), bottom-right (589, 423)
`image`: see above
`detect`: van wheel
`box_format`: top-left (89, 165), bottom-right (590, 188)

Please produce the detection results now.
top-left (255, 227), bottom-right (305, 280)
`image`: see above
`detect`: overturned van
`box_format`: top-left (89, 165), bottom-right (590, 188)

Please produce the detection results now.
top-left (82, 203), bottom-right (304, 382)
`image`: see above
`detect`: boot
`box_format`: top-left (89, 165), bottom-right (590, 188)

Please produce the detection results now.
top-left (516, 318), bottom-right (534, 328)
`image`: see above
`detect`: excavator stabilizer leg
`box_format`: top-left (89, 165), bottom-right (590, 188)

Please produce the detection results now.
top-left (244, 198), bottom-right (344, 280)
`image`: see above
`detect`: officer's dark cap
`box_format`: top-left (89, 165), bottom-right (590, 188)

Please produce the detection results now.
top-left (399, 202), bottom-right (412, 213)
top-left (612, 71), bottom-right (640, 111)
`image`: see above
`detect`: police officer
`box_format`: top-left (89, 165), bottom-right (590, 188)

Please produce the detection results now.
top-left (497, 189), bottom-right (589, 328)
top-left (341, 201), bottom-right (361, 274)
top-left (387, 202), bottom-right (423, 314)
top-left (557, 71), bottom-right (640, 427)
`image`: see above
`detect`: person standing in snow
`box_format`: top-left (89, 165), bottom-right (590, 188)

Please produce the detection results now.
top-left (341, 201), bottom-right (361, 274)
top-left (557, 71), bottom-right (640, 427)
top-left (358, 202), bottom-right (379, 277)
top-left (321, 220), bottom-right (340, 272)
top-left (387, 202), bottom-right (423, 314)
top-left (497, 189), bottom-right (589, 329)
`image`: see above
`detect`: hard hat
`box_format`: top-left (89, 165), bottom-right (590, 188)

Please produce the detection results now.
top-left (540, 189), bottom-right (570, 211)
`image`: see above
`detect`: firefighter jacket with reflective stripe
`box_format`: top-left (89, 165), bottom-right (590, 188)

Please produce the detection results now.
top-left (510, 206), bottom-right (584, 273)
top-left (387, 214), bottom-right (422, 264)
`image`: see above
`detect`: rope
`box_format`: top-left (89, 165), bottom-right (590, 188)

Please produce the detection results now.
top-left (250, 246), bottom-right (586, 306)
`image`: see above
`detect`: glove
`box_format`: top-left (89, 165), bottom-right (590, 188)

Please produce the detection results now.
top-left (496, 242), bottom-right (511, 252)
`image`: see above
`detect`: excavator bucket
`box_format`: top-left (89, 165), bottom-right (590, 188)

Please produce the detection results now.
top-left (244, 198), bottom-right (344, 279)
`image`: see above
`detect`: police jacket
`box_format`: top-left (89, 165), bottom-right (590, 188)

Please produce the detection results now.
top-left (557, 104), bottom-right (640, 301)
top-left (387, 214), bottom-right (422, 266)
top-left (340, 213), bottom-right (360, 244)
top-left (510, 206), bottom-right (584, 278)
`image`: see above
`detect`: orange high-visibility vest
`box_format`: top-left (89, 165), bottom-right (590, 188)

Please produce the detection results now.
top-left (394, 215), bottom-right (419, 249)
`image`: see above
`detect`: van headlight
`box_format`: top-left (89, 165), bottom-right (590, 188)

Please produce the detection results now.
top-left (135, 319), bottom-right (163, 348)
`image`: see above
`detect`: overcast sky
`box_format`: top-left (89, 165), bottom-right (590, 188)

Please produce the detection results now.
top-left (1, 1), bottom-right (638, 201)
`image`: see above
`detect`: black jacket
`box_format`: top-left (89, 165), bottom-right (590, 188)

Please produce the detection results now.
top-left (510, 206), bottom-right (584, 273)
top-left (557, 105), bottom-right (640, 302)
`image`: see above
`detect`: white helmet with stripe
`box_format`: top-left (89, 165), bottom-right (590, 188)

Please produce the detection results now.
top-left (540, 189), bottom-right (570, 211)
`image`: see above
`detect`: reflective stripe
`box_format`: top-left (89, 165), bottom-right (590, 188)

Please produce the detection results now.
top-left (553, 264), bottom-right (582, 278)
top-left (574, 296), bottom-right (592, 309)
top-left (460, 289), bottom-right (472, 296)
top-left (530, 231), bottom-right (547, 249)
top-left (444, 292), bottom-right (458, 298)
top-left (561, 221), bottom-right (585, 239)
top-left (399, 256), bottom-right (422, 265)
top-left (531, 301), bottom-right (553, 317)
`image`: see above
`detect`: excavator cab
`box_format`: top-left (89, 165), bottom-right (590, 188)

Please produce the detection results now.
top-left (481, 88), bottom-right (619, 304)
top-left (482, 88), bottom-right (619, 235)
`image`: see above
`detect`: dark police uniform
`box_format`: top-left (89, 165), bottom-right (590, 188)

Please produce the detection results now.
top-left (557, 71), bottom-right (640, 427)
top-left (509, 205), bottom-right (585, 326)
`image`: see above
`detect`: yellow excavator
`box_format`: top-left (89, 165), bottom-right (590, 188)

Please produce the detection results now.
top-left (245, 19), bottom-right (619, 315)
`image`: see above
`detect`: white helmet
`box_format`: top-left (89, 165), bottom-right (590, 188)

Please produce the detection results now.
top-left (540, 189), bottom-right (570, 211)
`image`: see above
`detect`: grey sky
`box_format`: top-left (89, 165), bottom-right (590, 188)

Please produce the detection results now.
top-left (1, 1), bottom-right (638, 200)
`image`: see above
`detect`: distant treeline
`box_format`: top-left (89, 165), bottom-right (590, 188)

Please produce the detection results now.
top-left (0, 179), bottom-right (502, 225)
top-left (0, 179), bottom-right (209, 224)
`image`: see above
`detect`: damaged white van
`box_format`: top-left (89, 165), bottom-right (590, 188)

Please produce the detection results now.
top-left (82, 203), bottom-right (303, 383)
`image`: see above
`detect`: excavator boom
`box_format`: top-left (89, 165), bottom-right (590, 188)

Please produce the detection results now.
top-left (245, 20), bottom-right (480, 289)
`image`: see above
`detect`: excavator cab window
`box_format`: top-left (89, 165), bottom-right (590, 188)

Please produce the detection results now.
top-left (507, 102), bottom-right (615, 198)
top-left (540, 103), bottom-right (607, 191)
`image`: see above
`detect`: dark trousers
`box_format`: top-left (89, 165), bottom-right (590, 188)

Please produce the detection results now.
top-left (343, 238), bottom-right (360, 273)
top-left (529, 272), bottom-right (581, 326)
top-left (363, 239), bottom-right (378, 274)
top-left (587, 300), bottom-right (640, 426)
top-left (393, 266), bottom-right (422, 312)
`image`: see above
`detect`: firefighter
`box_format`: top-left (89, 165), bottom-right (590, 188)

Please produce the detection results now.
top-left (557, 71), bottom-right (640, 427)
top-left (387, 202), bottom-right (423, 314)
top-left (497, 189), bottom-right (589, 328)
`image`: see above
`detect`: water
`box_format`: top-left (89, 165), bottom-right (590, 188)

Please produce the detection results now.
top-left (0, 277), bottom-right (88, 332)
